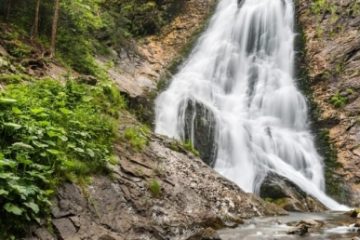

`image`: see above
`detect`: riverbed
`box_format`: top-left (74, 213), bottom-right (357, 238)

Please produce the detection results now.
top-left (218, 212), bottom-right (360, 239)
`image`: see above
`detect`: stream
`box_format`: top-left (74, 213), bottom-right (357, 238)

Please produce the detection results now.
top-left (219, 211), bottom-right (360, 239)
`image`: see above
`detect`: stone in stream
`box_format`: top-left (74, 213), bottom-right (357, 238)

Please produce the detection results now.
top-left (287, 219), bottom-right (325, 236)
top-left (346, 209), bottom-right (360, 218)
top-left (182, 99), bottom-right (218, 167)
top-left (259, 173), bottom-right (327, 212)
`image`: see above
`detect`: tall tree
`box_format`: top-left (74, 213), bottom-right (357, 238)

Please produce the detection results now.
top-left (5, 0), bottom-right (11, 21)
top-left (31, 0), bottom-right (41, 40)
top-left (50, 0), bottom-right (60, 57)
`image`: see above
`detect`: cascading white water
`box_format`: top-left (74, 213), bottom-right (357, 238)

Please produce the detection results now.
top-left (155, 0), bottom-right (348, 210)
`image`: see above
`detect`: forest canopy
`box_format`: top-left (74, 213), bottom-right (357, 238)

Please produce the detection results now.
top-left (0, 0), bottom-right (185, 74)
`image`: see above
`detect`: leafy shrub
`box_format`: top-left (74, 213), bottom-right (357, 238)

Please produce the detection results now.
top-left (0, 79), bottom-right (124, 237)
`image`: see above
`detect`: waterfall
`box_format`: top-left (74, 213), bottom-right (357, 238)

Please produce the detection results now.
top-left (155, 0), bottom-right (348, 211)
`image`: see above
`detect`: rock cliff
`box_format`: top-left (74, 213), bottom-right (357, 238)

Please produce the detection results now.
top-left (297, 0), bottom-right (360, 206)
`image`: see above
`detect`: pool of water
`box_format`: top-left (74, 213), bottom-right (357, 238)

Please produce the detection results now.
top-left (218, 212), bottom-right (360, 239)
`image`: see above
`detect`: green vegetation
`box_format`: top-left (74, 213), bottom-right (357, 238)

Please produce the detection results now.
top-left (317, 129), bottom-right (348, 201)
top-left (0, 79), bottom-right (124, 238)
top-left (123, 125), bottom-right (150, 151)
top-left (148, 178), bottom-right (161, 198)
top-left (183, 140), bottom-right (200, 157)
top-left (310, 0), bottom-right (329, 15)
top-left (0, 0), bottom-right (185, 76)
top-left (310, 0), bottom-right (344, 38)
top-left (330, 92), bottom-right (347, 108)
top-left (168, 139), bottom-right (200, 157)
top-left (0, 73), bottom-right (33, 84)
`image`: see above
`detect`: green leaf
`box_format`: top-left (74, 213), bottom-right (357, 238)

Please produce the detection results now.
top-left (12, 142), bottom-right (34, 150)
top-left (59, 135), bottom-right (68, 142)
top-left (0, 172), bottom-right (18, 180)
top-left (11, 184), bottom-right (28, 198)
top-left (59, 108), bottom-right (73, 115)
top-left (0, 189), bottom-right (9, 196)
top-left (30, 107), bottom-right (45, 114)
top-left (0, 98), bottom-right (17, 105)
top-left (47, 149), bottom-right (61, 155)
top-left (4, 203), bottom-right (23, 215)
top-left (0, 159), bottom-right (17, 168)
top-left (74, 147), bottom-right (85, 153)
top-left (47, 130), bottom-right (59, 137)
top-left (11, 106), bottom-right (22, 114)
top-left (86, 148), bottom-right (95, 157)
top-left (32, 140), bottom-right (49, 148)
top-left (4, 122), bottom-right (22, 130)
top-left (24, 202), bottom-right (39, 214)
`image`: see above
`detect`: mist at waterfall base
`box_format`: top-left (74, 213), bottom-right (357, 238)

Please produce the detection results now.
top-left (155, 0), bottom-right (348, 211)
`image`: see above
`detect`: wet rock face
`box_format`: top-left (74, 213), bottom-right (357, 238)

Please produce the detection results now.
top-left (259, 173), bottom-right (327, 212)
top-left (297, 0), bottom-right (360, 206)
top-left (183, 99), bottom-right (218, 167)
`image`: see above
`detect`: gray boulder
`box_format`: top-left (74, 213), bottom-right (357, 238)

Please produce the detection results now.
top-left (259, 173), bottom-right (327, 212)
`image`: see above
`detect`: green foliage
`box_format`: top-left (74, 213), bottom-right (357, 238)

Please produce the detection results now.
top-left (148, 178), bottom-right (161, 198)
top-left (102, 0), bottom-right (184, 37)
top-left (0, 79), bottom-right (124, 237)
top-left (0, 0), bottom-right (185, 76)
top-left (310, 0), bottom-right (329, 15)
top-left (56, 0), bottom-right (105, 75)
top-left (6, 39), bottom-right (32, 58)
top-left (123, 125), bottom-right (150, 151)
top-left (183, 140), bottom-right (200, 157)
top-left (0, 73), bottom-right (33, 84)
top-left (330, 92), bottom-right (347, 108)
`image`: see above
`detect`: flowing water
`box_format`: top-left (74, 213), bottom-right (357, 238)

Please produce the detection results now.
top-left (218, 212), bottom-right (360, 239)
top-left (155, 0), bottom-right (348, 210)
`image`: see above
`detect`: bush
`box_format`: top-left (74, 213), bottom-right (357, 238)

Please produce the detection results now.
top-left (0, 79), bottom-right (124, 238)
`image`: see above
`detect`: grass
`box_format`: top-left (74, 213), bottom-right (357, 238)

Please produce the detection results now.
top-left (183, 140), bottom-right (200, 157)
top-left (123, 125), bottom-right (150, 151)
top-left (148, 178), bottom-right (161, 198)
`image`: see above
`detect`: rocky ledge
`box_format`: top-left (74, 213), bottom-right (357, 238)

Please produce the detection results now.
top-left (27, 114), bottom-right (284, 240)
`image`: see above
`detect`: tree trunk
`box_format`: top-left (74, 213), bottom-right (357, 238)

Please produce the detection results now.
top-left (50, 0), bottom-right (60, 57)
top-left (31, 0), bottom-right (41, 40)
top-left (5, 0), bottom-right (11, 21)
